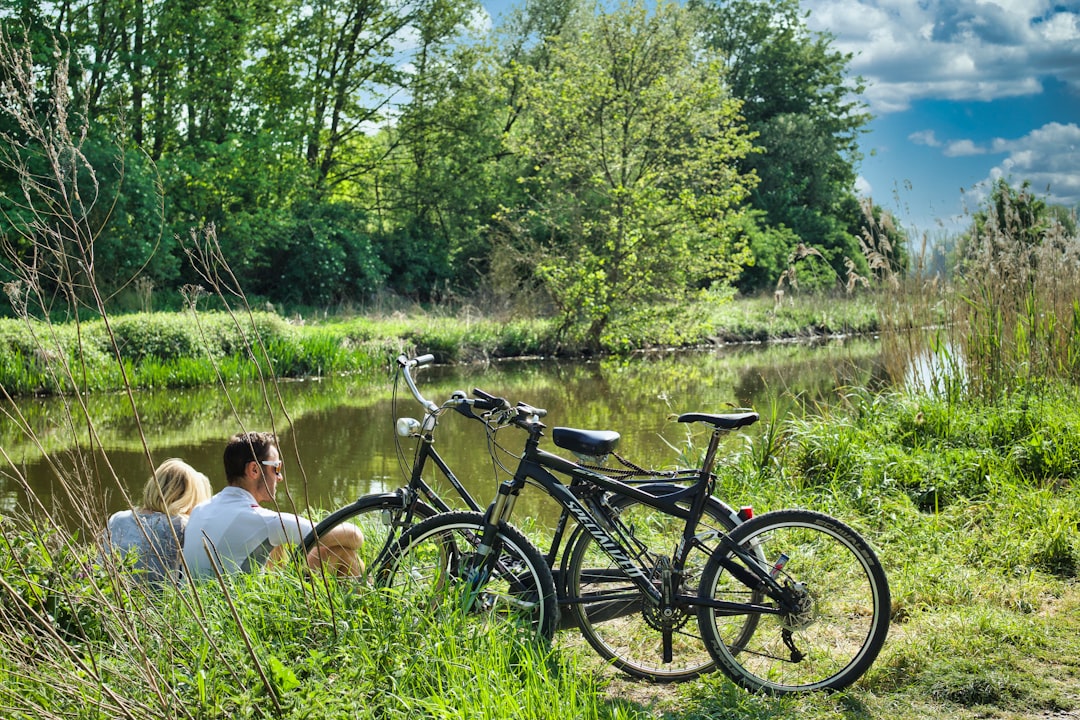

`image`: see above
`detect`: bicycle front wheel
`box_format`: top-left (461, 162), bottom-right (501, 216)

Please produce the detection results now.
top-left (697, 509), bottom-right (890, 694)
top-left (381, 511), bottom-right (559, 639)
top-left (564, 488), bottom-right (753, 682)
top-left (302, 493), bottom-right (436, 578)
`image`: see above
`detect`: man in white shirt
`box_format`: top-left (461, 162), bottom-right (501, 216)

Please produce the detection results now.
top-left (182, 431), bottom-right (363, 579)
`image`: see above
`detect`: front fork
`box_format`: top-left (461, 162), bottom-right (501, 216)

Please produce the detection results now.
top-left (463, 480), bottom-right (521, 605)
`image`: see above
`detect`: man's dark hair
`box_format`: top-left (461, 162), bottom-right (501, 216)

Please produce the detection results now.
top-left (224, 431), bottom-right (277, 484)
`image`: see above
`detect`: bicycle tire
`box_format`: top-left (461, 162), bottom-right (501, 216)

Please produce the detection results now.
top-left (564, 486), bottom-right (760, 682)
top-left (697, 509), bottom-right (890, 694)
top-left (381, 511), bottom-right (559, 640)
top-left (302, 493), bottom-right (437, 578)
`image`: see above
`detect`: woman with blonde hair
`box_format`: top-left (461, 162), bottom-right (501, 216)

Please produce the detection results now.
top-left (105, 458), bottom-right (212, 583)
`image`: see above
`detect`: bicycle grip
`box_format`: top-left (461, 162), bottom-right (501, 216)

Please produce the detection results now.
top-left (471, 388), bottom-right (509, 411)
top-left (413, 353), bottom-right (435, 366)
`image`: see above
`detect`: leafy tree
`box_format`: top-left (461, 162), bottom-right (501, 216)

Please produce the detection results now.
top-left (695, 0), bottom-right (872, 291)
top-left (370, 0), bottom-right (588, 299)
top-left (370, 3), bottom-right (497, 297)
top-left (504, 0), bottom-right (756, 346)
top-left (258, 201), bottom-right (386, 306)
top-left (729, 210), bottom-right (799, 293)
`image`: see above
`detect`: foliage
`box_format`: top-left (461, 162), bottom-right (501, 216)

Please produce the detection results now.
top-left (728, 210), bottom-right (799, 294)
top-left (954, 180), bottom-right (1080, 397)
top-left (0, 0), bottom-right (922, 312)
top-left (694, 0), bottom-right (874, 292)
top-left (501, 0), bottom-right (756, 347)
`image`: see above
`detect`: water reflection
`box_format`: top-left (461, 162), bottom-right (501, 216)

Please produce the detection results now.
top-left (1, 339), bottom-right (889, 533)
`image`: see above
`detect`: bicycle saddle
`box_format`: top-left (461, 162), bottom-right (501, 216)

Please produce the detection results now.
top-left (552, 427), bottom-right (620, 458)
top-left (677, 412), bottom-right (759, 429)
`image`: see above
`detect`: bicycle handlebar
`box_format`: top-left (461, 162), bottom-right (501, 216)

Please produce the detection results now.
top-left (397, 354), bottom-right (515, 416)
top-left (397, 353), bottom-right (547, 426)
top-left (397, 353), bottom-right (440, 414)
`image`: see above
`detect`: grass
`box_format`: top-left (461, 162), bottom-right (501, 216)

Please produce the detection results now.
top-left (2, 380), bottom-right (1079, 719)
top-left (0, 291), bottom-right (885, 399)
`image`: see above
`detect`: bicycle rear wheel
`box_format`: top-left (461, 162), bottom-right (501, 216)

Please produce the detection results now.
top-left (381, 511), bottom-right (559, 639)
top-left (564, 488), bottom-right (756, 682)
top-left (697, 509), bottom-right (890, 694)
top-left (302, 493), bottom-right (436, 578)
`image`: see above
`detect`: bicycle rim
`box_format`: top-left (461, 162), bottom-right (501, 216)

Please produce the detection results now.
top-left (383, 511), bottom-right (558, 639)
top-left (698, 509), bottom-right (890, 694)
top-left (304, 495), bottom-right (435, 579)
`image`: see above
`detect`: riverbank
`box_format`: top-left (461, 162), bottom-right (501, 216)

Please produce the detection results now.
top-left (1, 383), bottom-right (1078, 719)
top-left (0, 293), bottom-right (881, 397)
top-left (3, 285), bottom-right (1078, 718)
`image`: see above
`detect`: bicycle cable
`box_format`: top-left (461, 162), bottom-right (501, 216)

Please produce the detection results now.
top-left (391, 369), bottom-right (419, 481)
top-left (483, 417), bottom-right (519, 479)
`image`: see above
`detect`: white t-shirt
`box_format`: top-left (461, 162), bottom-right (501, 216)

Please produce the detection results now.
top-left (181, 486), bottom-right (314, 579)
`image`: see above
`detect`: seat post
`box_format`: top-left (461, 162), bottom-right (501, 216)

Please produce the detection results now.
top-left (698, 427), bottom-right (725, 481)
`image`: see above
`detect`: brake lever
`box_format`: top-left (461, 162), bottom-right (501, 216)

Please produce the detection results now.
top-left (449, 390), bottom-right (482, 420)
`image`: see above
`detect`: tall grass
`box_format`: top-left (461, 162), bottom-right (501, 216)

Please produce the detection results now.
top-left (864, 190), bottom-right (1080, 402)
top-left (0, 521), bottom-right (631, 719)
top-left (956, 196), bottom-right (1080, 397)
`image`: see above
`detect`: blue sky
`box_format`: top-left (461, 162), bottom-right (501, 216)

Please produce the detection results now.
top-left (478, 0), bottom-right (1080, 236)
top-left (804, 0), bottom-right (1080, 235)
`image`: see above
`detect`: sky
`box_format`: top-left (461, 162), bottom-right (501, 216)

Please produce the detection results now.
top-left (802, 0), bottom-right (1080, 235)
top-left (479, 0), bottom-right (1080, 236)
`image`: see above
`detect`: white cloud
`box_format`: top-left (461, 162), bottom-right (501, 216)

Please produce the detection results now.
top-left (470, 6), bottom-right (494, 34)
top-left (803, 0), bottom-right (1080, 112)
top-left (944, 139), bottom-right (986, 157)
top-left (909, 130), bottom-right (941, 147)
top-left (974, 122), bottom-right (1080, 205)
top-left (855, 175), bottom-right (873, 196)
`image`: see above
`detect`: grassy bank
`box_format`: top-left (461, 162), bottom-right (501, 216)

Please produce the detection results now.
top-left (0, 292), bottom-right (881, 397)
top-left (2, 383), bottom-right (1078, 719)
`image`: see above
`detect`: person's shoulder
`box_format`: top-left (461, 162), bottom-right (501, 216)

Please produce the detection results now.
top-left (256, 508), bottom-right (313, 529)
top-left (107, 509), bottom-right (134, 527)
top-left (190, 487), bottom-right (234, 512)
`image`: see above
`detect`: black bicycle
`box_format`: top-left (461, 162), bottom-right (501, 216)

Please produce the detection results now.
top-left (303, 354), bottom-right (752, 682)
top-left (375, 384), bottom-right (891, 694)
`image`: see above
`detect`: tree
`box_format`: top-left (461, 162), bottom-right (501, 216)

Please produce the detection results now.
top-left (371, 0), bottom-right (586, 298)
top-left (0, 30), bottom-right (169, 315)
top-left (695, 0), bottom-right (872, 291)
top-left (504, 0), bottom-right (756, 346)
top-left (370, 2), bottom-right (495, 296)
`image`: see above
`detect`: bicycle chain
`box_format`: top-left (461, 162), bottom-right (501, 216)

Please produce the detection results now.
top-left (577, 451), bottom-right (687, 480)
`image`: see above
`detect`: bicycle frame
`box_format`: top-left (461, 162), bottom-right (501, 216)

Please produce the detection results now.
top-left (479, 414), bottom-right (787, 624)
top-left (403, 427), bottom-right (483, 515)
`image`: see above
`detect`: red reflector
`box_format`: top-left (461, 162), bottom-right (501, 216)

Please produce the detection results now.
top-left (738, 506), bottom-right (754, 521)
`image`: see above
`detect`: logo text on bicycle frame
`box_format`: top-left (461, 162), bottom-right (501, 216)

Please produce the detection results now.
top-left (565, 499), bottom-right (649, 582)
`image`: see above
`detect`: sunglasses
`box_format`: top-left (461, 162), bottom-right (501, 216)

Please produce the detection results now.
top-left (260, 460), bottom-right (283, 472)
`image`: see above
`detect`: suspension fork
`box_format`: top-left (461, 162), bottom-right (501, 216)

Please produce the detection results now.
top-left (464, 477), bottom-right (524, 593)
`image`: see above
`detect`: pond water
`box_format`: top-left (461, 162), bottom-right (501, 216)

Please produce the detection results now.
top-left (0, 338), bottom-right (894, 534)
